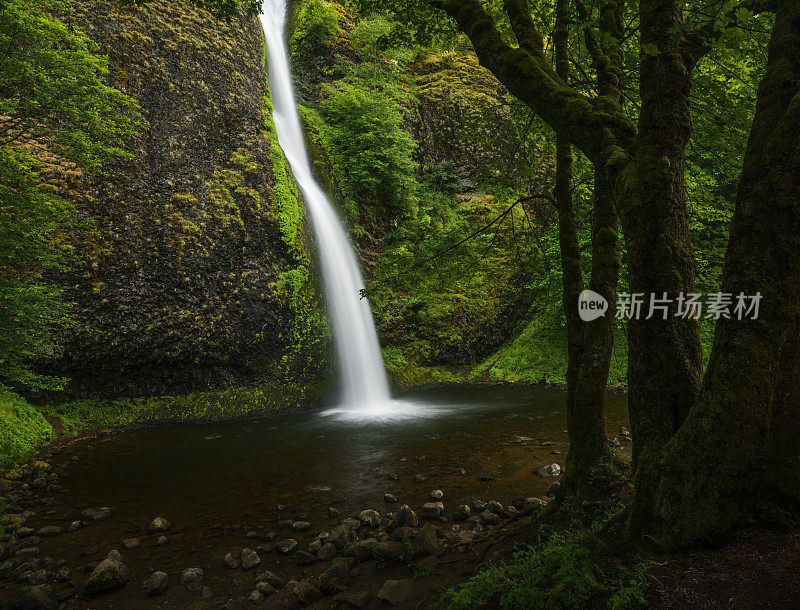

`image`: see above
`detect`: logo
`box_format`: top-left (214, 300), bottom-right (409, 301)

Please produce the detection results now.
top-left (578, 289), bottom-right (608, 322)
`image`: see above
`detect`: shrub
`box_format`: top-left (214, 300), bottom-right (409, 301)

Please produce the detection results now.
top-left (321, 83), bottom-right (416, 217)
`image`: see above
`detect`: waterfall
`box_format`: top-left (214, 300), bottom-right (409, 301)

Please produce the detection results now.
top-left (260, 0), bottom-right (392, 411)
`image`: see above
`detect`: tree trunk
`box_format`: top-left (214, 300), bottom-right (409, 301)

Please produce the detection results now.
top-left (564, 168), bottom-right (620, 497)
top-left (651, 0), bottom-right (800, 547)
top-left (622, 0), bottom-right (704, 534)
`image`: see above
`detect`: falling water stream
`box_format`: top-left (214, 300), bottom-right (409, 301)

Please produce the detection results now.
top-left (260, 0), bottom-right (393, 414)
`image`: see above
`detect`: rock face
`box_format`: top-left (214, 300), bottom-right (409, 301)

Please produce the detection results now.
top-left (83, 558), bottom-right (131, 595)
top-left (50, 0), bottom-right (326, 397)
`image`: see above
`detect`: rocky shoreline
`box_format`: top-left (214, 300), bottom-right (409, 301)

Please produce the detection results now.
top-left (0, 452), bottom-right (561, 608)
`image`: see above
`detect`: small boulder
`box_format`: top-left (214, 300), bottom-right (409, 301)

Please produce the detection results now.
top-left (149, 517), bottom-right (171, 533)
top-left (413, 523), bottom-right (440, 557)
top-left (392, 505), bottom-right (418, 529)
top-left (536, 463), bottom-right (562, 478)
top-left (377, 579), bottom-right (414, 605)
top-left (420, 502), bottom-right (444, 520)
top-left (84, 558), bottom-right (130, 595)
top-left (36, 527), bottom-right (60, 537)
top-left (275, 539), bottom-right (297, 555)
top-left (413, 474), bottom-right (427, 483)
top-left (122, 538), bottom-right (140, 550)
top-left (81, 507), bottom-right (112, 521)
top-left (223, 552), bottom-right (241, 569)
top-left (372, 541), bottom-right (405, 562)
top-left (453, 504), bottom-right (471, 521)
top-left (258, 570), bottom-right (285, 589)
top-left (384, 494), bottom-right (398, 503)
top-left (240, 548), bottom-right (261, 570)
top-left (291, 521), bottom-right (310, 532)
top-left (358, 509), bottom-right (380, 527)
top-left (333, 591), bottom-right (371, 608)
top-left (247, 590), bottom-right (263, 604)
top-left (430, 489), bottom-right (444, 500)
top-left (328, 525), bottom-right (351, 549)
top-left (255, 581), bottom-right (276, 596)
top-left (178, 567), bottom-right (204, 585)
top-left (146, 571), bottom-right (168, 596)
top-left (485, 500), bottom-right (504, 515)
top-left (318, 542), bottom-right (337, 561)
top-left (293, 579), bottom-right (322, 606)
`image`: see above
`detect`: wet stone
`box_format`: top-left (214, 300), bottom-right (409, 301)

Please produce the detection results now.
top-left (275, 539), bottom-right (297, 554)
top-left (146, 571), bottom-right (168, 596)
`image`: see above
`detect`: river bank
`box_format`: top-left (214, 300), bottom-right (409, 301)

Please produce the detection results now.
top-left (0, 385), bottom-right (633, 607)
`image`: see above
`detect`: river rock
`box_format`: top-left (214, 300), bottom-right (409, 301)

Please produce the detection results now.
top-left (384, 493), bottom-right (398, 503)
top-left (256, 581), bottom-right (276, 596)
top-left (345, 539), bottom-right (377, 562)
top-left (414, 523), bottom-right (440, 557)
top-left (377, 579), bottom-right (414, 605)
top-left (482, 512), bottom-right (500, 525)
top-left (149, 517), bottom-right (171, 532)
top-left (292, 521), bottom-right (310, 532)
top-left (84, 558), bottom-right (130, 595)
top-left (247, 590), bottom-right (263, 604)
top-left (536, 463), bottom-right (561, 478)
top-left (420, 502), bottom-right (444, 520)
top-left (258, 570), bottom-right (285, 589)
top-left (372, 541), bottom-right (405, 562)
top-left (122, 538), bottom-right (140, 550)
top-left (333, 591), bottom-right (371, 608)
top-left (389, 526), bottom-right (416, 543)
top-left (156, 535), bottom-right (168, 545)
top-left (413, 474), bottom-right (427, 483)
top-left (178, 567), bottom-right (204, 585)
top-left (54, 567), bottom-right (71, 583)
top-left (223, 552), bottom-right (241, 569)
top-left (146, 571), bottom-right (168, 596)
top-left (36, 527), bottom-right (60, 537)
top-left (328, 507), bottom-right (341, 519)
top-left (275, 539), bottom-right (297, 554)
top-left (68, 520), bottom-right (84, 532)
top-left (106, 549), bottom-right (123, 563)
top-left (293, 580), bottom-right (322, 605)
top-left (453, 504), bottom-right (471, 520)
top-left (81, 507), bottom-right (112, 521)
top-left (468, 499), bottom-right (486, 513)
top-left (485, 500), bottom-right (504, 515)
top-left (318, 542), bottom-right (337, 561)
top-left (392, 505), bottom-right (418, 529)
top-left (328, 525), bottom-right (351, 549)
top-left (358, 509), bottom-right (380, 527)
top-left (430, 489), bottom-right (444, 500)
top-left (240, 548), bottom-right (260, 570)
top-left (0, 585), bottom-right (55, 610)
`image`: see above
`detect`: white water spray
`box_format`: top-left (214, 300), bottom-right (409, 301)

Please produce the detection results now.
top-left (260, 0), bottom-right (392, 412)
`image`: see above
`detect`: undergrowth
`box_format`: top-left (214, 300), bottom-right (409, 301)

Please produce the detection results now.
top-left (441, 527), bottom-right (652, 609)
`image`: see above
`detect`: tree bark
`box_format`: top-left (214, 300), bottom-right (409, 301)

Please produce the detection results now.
top-left (651, 0), bottom-right (800, 546)
top-left (621, 0), bottom-right (704, 534)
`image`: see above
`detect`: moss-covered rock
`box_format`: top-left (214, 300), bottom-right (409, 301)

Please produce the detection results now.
top-left (44, 0), bottom-right (328, 397)
top-left (0, 391), bottom-right (53, 467)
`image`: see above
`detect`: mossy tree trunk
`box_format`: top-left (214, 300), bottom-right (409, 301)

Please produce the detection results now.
top-left (620, 0), bottom-right (705, 534)
top-left (556, 0), bottom-right (622, 499)
top-left (651, 0), bottom-right (800, 545)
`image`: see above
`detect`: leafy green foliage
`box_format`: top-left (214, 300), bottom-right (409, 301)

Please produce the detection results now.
top-left (0, 0), bottom-right (141, 390)
top-left (320, 82), bottom-right (417, 217)
top-left (443, 531), bottom-right (651, 609)
top-left (0, 390), bottom-right (53, 468)
top-left (290, 0), bottom-right (341, 54)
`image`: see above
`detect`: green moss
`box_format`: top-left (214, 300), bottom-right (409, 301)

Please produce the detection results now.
top-left (39, 377), bottom-right (326, 437)
top-left (0, 390), bottom-right (54, 468)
